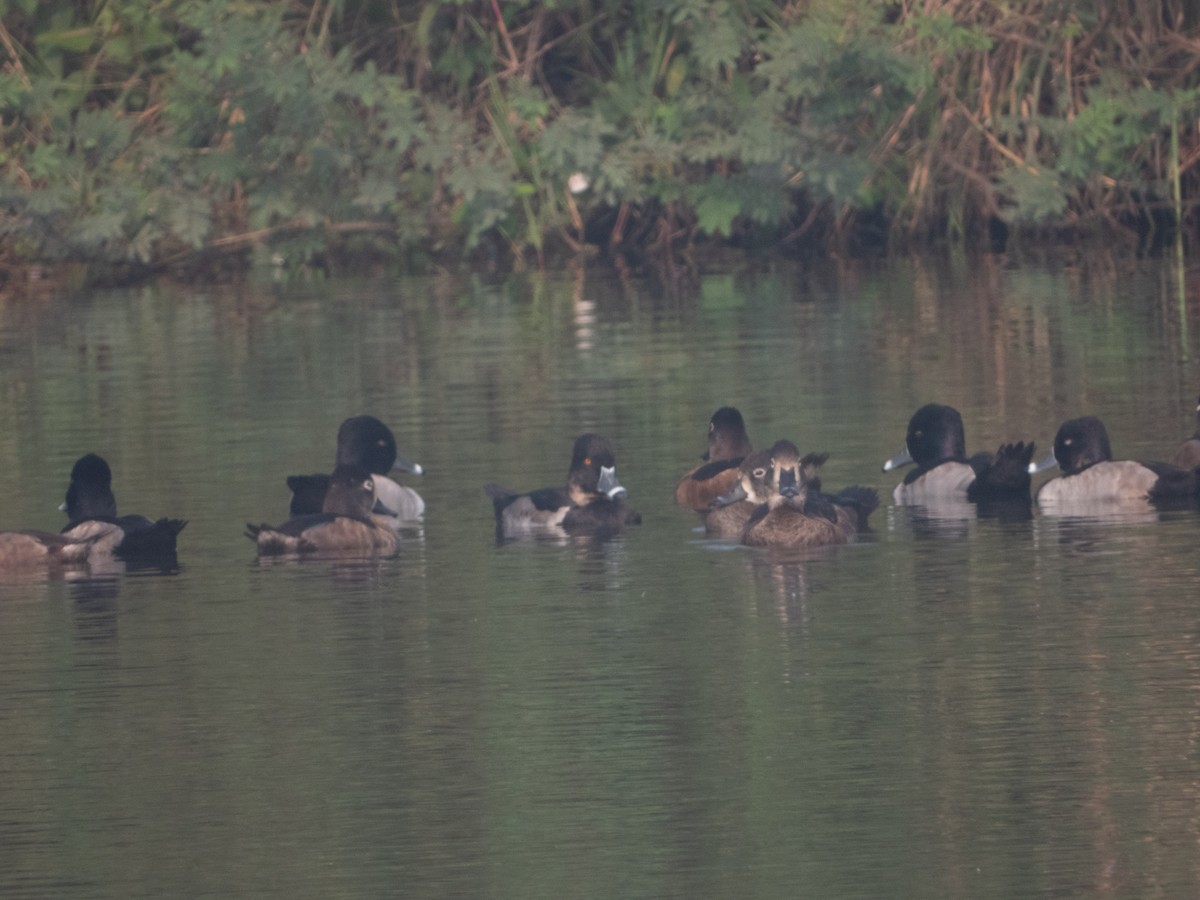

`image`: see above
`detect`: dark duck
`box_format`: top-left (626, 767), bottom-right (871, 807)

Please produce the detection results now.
top-left (60, 453), bottom-right (186, 563)
top-left (1030, 415), bottom-right (1198, 508)
top-left (882, 404), bottom-right (1034, 507)
top-left (485, 433), bottom-right (641, 538)
top-left (287, 415), bottom-right (424, 524)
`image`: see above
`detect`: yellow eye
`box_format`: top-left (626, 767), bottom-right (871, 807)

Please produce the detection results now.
top-left (584, 457), bottom-right (592, 465)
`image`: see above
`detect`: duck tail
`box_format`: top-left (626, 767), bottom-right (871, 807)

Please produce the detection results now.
top-left (832, 485), bottom-right (880, 527)
top-left (483, 482), bottom-right (515, 499)
top-left (970, 441), bottom-right (1036, 498)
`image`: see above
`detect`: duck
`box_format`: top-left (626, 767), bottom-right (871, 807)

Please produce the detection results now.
top-left (248, 464), bottom-right (401, 556)
top-left (675, 406), bottom-right (754, 511)
top-left (484, 433), bottom-right (641, 537)
top-left (703, 448), bottom-right (773, 537)
top-left (0, 528), bottom-right (110, 570)
top-left (1172, 395), bottom-right (1200, 470)
top-left (740, 440), bottom-right (878, 547)
top-left (703, 447), bottom-right (829, 538)
top-left (1029, 415), bottom-right (1198, 507)
top-left (287, 416), bottom-right (424, 524)
top-left (59, 453), bottom-right (186, 561)
top-left (882, 403), bottom-right (1034, 505)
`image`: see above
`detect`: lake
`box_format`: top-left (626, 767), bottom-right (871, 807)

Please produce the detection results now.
top-left (2, 255), bottom-right (1199, 898)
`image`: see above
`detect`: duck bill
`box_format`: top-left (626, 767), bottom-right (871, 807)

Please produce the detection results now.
top-left (393, 454), bottom-right (424, 476)
top-left (372, 498), bottom-right (399, 516)
top-left (881, 446), bottom-right (913, 472)
top-left (1027, 449), bottom-right (1059, 475)
top-left (777, 468), bottom-right (801, 498)
top-left (710, 482), bottom-right (748, 509)
top-left (597, 465), bottom-right (626, 499)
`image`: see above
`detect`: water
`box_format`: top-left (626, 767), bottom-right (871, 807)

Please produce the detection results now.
top-left (1, 258), bottom-right (1199, 898)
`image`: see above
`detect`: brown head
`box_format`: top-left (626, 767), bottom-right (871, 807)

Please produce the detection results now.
top-left (764, 440), bottom-right (827, 509)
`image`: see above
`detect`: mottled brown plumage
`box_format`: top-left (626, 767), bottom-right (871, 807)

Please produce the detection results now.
top-left (737, 440), bottom-right (876, 548)
top-left (0, 529), bottom-right (107, 569)
top-left (703, 448), bottom-right (773, 537)
top-left (247, 464), bottom-right (400, 556)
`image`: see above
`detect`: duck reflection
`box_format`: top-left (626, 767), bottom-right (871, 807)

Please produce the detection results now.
top-left (744, 549), bottom-right (814, 628)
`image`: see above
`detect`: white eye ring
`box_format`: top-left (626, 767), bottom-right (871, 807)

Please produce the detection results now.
top-left (363, 479), bottom-right (374, 491)
top-left (752, 468), bottom-right (767, 478)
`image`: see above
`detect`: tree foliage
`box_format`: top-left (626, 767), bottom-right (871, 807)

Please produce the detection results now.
top-left (1, 0), bottom-right (1198, 281)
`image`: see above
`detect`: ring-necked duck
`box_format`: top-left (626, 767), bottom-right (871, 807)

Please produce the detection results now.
top-left (1172, 395), bottom-right (1200, 470)
top-left (740, 440), bottom-right (877, 547)
top-left (0, 529), bottom-right (107, 570)
top-left (60, 453), bottom-right (186, 561)
top-left (485, 433), bottom-right (641, 537)
top-left (1029, 415), bottom-right (1198, 506)
top-left (883, 404), bottom-right (1034, 505)
top-left (248, 464), bottom-right (401, 556)
top-left (703, 448), bottom-right (773, 537)
top-left (704, 447), bottom-right (831, 538)
top-left (675, 407), bottom-right (754, 511)
top-left (288, 416), bottom-right (424, 524)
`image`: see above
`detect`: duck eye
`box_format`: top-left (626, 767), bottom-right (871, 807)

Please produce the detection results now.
top-left (363, 479), bottom-right (373, 490)
top-left (752, 468), bottom-right (766, 478)
top-left (584, 457), bottom-right (592, 466)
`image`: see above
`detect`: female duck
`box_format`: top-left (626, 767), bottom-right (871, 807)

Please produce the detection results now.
top-left (704, 447), bottom-right (829, 538)
top-left (249, 464), bottom-right (401, 556)
top-left (739, 440), bottom-right (878, 547)
top-left (0, 529), bottom-right (106, 571)
top-left (883, 404), bottom-right (1033, 505)
top-left (675, 406), bottom-right (754, 511)
top-left (60, 453), bottom-right (186, 561)
top-left (287, 416), bottom-right (424, 524)
top-left (485, 433), bottom-right (641, 537)
top-left (1030, 415), bottom-right (1197, 507)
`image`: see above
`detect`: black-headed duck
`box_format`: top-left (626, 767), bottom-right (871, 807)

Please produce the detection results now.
top-left (675, 406), bottom-right (754, 511)
top-left (883, 404), bottom-right (1034, 505)
top-left (1030, 416), bottom-right (1197, 508)
top-left (249, 464), bottom-right (401, 556)
top-left (735, 440), bottom-right (878, 548)
top-left (1172, 395), bottom-right (1200, 470)
top-left (60, 453), bottom-right (186, 561)
top-left (485, 433), bottom-right (641, 537)
top-left (288, 416), bottom-right (424, 524)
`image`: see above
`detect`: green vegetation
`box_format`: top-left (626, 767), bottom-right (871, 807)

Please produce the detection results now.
top-left (1, 1), bottom-right (1198, 283)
